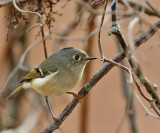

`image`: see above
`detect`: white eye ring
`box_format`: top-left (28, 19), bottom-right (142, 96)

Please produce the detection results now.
top-left (73, 55), bottom-right (81, 61)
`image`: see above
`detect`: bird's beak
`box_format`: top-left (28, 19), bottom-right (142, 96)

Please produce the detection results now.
top-left (86, 57), bottom-right (97, 60)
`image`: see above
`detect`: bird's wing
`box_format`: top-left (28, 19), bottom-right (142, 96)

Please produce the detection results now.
top-left (20, 67), bottom-right (58, 83)
top-left (20, 68), bottom-right (43, 83)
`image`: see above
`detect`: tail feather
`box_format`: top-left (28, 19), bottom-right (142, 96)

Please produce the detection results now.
top-left (7, 85), bottom-right (24, 100)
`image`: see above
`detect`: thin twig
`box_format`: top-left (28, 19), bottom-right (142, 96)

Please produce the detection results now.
top-left (12, 0), bottom-right (47, 58)
top-left (134, 91), bottom-right (160, 119)
top-left (103, 58), bottom-right (152, 102)
top-left (128, 17), bottom-right (139, 51)
top-left (144, 0), bottom-right (160, 18)
top-left (91, 0), bottom-right (105, 6)
top-left (26, 25), bottom-right (40, 32)
top-left (97, 0), bottom-right (108, 59)
top-left (115, 80), bottom-right (135, 133)
top-left (115, 109), bottom-right (126, 133)
top-left (12, 0), bottom-right (41, 19)
top-left (40, 25), bottom-right (48, 58)
top-left (73, 0), bottom-right (104, 15)
top-left (0, 0), bottom-right (26, 8)
top-left (119, 0), bottom-right (160, 17)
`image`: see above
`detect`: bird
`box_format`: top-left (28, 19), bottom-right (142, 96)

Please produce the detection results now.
top-left (7, 47), bottom-right (97, 125)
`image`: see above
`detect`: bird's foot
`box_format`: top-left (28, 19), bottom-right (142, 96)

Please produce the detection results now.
top-left (52, 116), bottom-right (62, 129)
top-left (66, 92), bottom-right (82, 102)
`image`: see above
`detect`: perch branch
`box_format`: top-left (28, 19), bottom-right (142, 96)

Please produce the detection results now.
top-left (42, 19), bottom-right (160, 132)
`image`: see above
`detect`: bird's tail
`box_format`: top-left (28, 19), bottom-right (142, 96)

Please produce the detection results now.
top-left (7, 85), bottom-right (24, 100)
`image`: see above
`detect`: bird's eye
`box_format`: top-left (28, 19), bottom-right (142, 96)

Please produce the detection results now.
top-left (73, 55), bottom-right (80, 61)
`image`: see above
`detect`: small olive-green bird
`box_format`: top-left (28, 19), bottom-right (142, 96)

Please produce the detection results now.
top-left (7, 47), bottom-right (96, 100)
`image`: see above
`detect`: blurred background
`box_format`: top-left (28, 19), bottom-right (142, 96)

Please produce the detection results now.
top-left (0, 0), bottom-right (160, 133)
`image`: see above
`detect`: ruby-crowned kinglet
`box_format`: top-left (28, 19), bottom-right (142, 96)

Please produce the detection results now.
top-left (7, 47), bottom-right (97, 100)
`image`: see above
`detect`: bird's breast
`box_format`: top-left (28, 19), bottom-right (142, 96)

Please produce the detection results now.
top-left (30, 68), bottom-right (83, 96)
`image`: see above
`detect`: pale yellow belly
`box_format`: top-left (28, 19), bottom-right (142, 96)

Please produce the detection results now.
top-left (31, 72), bottom-right (79, 96)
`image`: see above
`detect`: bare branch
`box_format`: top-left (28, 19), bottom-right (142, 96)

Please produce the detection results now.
top-left (134, 91), bottom-right (160, 119)
top-left (12, 0), bottom-right (41, 19)
top-left (109, 0), bottom-right (160, 112)
top-left (42, 18), bottom-right (160, 132)
top-left (144, 0), bottom-right (160, 18)
top-left (119, 0), bottom-right (160, 17)
top-left (97, 0), bottom-right (108, 59)
top-left (12, 0), bottom-right (48, 58)
top-left (0, 0), bottom-right (26, 8)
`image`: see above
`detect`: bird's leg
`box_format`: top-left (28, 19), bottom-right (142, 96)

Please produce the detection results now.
top-left (45, 96), bottom-right (61, 127)
top-left (66, 92), bottom-right (81, 102)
